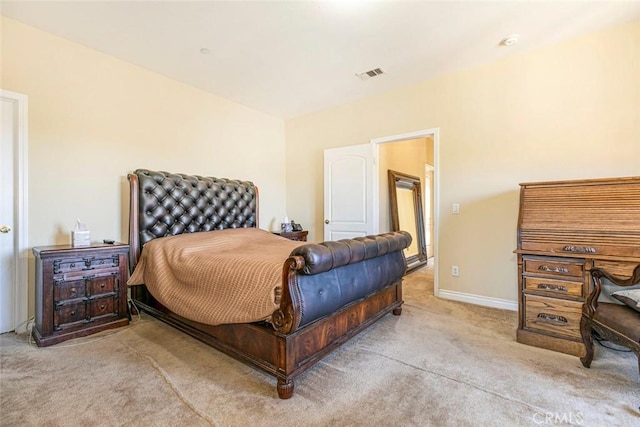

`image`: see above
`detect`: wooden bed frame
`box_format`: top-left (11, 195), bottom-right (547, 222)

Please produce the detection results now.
top-left (127, 170), bottom-right (409, 398)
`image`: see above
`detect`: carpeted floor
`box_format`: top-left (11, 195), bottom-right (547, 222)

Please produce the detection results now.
top-left (1, 263), bottom-right (638, 426)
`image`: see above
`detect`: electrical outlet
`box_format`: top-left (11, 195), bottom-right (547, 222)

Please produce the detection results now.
top-left (452, 266), bottom-right (459, 277)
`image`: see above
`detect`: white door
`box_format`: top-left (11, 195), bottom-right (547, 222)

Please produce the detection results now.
top-left (0, 90), bottom-right (28, 334)
top-left (1, 97), bottom-right (16, 332)
top-left (323, 144), bottom-right (374, 241)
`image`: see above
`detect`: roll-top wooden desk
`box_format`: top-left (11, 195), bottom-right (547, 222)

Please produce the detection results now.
top-left (515, 176), bottom-right (640, 357)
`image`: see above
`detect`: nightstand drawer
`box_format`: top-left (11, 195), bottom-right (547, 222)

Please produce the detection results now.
top-left (54, 279), bottom-right (84, 301)
top-left (90, 296), bottom-right (117, 319)
top-left (524, 295), bottom-right (583, 339)
top-left (53, 254), bottom-right (120, 275)
top-left (87, 273), bottom-right (117, 297)
top-left (54, 273), bottom-right (118, 301)
top-left (55, 301), bottom-right (87, 329)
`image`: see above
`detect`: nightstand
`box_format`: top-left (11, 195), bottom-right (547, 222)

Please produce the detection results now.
top-left (273, 230), bottom-right (308, 241)
top-left (32, 242), bottom-right (130, 347)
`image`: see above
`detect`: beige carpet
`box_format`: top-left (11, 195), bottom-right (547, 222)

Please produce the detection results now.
top-left (1, 263), bottom-right (638, 426)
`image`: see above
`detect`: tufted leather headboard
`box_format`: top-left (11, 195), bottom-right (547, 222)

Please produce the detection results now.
top-left (128, 169), bottom-right (259, 269)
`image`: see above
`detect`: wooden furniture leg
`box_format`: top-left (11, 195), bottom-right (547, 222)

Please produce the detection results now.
top-left (277, 379), bottom-right (294, 399)
top-left (579, 316), bottom-right (594, 368)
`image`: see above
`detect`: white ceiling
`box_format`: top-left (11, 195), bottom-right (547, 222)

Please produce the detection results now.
top-left (2, 1), bottom-right (639, 119)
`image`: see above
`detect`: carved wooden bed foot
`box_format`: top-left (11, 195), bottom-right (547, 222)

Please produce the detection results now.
top-left (392, 307), bottom-right (402, 315)
top-left (277, 379), bottom-right (294, 399)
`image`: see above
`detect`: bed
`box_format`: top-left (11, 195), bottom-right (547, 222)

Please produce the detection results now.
top-left (127, 169), bottom-right (411, 398)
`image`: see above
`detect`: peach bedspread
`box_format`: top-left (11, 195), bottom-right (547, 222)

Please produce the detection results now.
top-left (127, 228), bottom-right (305, 325)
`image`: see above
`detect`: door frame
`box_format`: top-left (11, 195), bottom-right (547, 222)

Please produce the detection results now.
top-left (1, 89), bottom-right (29, 333)
top-left (424, 163), bottom-right (434, 258)
top-left (371, 128), bottom-right (440, 295)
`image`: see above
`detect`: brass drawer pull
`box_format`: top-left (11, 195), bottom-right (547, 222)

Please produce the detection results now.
top-left (537, 283), bottom-right (568, 292)
top-left (562, 245), bottom-right (596, 254)
top-left (538, 265), bottom-right (569, 274)
top-left (537, 313), bottom-right (568, 324)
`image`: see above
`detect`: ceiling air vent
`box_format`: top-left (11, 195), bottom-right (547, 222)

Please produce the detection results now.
top-left (356, 67), bottom-right (385, 81)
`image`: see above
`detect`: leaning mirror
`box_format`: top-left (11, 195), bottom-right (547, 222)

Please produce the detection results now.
top-left (388, 170), bottom-right (428, 273)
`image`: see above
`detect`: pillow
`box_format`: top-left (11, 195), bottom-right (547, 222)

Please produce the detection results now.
top-left (611, 289), bottom-right (640, 313)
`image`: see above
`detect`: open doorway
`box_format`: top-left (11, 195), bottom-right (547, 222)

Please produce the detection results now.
top-left (371, 129), bottom-right (439, 294)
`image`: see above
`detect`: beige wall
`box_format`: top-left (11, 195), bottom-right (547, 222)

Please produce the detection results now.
top-left (1, 18), bottom-right (287, 313)
top-left (285, 20), bottom-right (640, 304)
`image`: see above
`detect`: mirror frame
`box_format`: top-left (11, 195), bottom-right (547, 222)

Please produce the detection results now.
top-left (388, 169), bottom-right (428, 273)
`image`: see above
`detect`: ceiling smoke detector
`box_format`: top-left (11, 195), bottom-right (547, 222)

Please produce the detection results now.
top-left (500, 35), bottom-right (520, 47)
top-left (356, 67), bottom-right (385, 81)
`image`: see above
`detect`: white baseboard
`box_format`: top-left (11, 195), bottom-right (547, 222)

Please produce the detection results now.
top-left (437, 289), bottom-right (518, 311)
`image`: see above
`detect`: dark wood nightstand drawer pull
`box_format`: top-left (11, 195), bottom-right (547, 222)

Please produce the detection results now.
top-left (537, 283), bottom-right (568, 292)
top-left (538, 265), bottom-right (568, 274)
top-left (537, 313), bottom-right (568, 324)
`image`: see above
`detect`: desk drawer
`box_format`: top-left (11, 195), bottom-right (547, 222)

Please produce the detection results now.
top-left (524, 277), bottom-right (583, 298)
top-left (523, 257), bottom-right (583, 279)
top-left (520, 241), bottom-right (640, 258)
top-left (592, 260), bottom-right (640, 277)
top-left (524, 295), bottom-right (583, 339)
